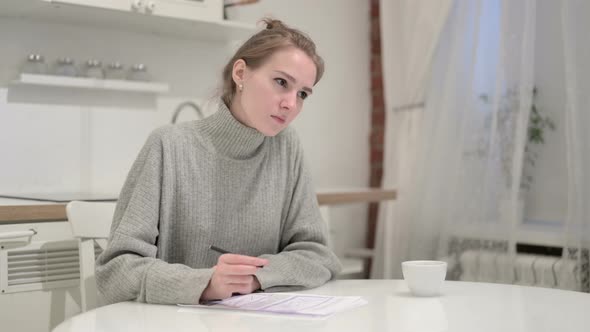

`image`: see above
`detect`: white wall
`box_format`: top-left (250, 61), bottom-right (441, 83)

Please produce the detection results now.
top-left (0, 0), bottom-right (371, 255)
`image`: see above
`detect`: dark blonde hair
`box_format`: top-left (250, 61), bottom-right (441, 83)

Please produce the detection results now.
top-left (221, 18), bottom-right (324, 107)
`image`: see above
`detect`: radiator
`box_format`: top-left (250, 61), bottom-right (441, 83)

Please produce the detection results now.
top-left (448, 250), bottom-right (580, 290)
top-left (0, 221), bottom-right (85, 332)
top-left (441, 236), bottom-right (590, 292)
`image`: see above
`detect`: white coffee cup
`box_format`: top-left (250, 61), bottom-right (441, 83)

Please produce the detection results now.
top-left (402, 260), bottom-right (447, 296)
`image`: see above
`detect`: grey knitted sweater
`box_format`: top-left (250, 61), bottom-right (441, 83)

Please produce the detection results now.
top-left (95, 102), bottom-right (342, 305)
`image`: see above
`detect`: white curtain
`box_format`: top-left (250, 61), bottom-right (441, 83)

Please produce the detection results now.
top-left (372, 0), bottom-right (453, 278)
top-left (373, 0), bottom-right (536, 279)
top-left (562, 0), bottom-right (590, 291)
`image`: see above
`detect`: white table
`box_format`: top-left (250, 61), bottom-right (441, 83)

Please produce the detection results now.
top-left (53, 280), bottom-right (590, 332)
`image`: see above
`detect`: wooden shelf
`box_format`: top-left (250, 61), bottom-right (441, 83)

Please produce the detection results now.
top-left (0, 0), bottom-right (257, 42)
top-left (0, 188), bottom-right (397, 224)
top-left (0, 204), bottom-right (67, 224)
top-left (317, 188), bottom-right (396, 205)
top-left (13, 74), bottom-right (170, 93)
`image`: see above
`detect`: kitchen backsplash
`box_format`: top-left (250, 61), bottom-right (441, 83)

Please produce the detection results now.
top-left (0, 91), bottom-right (217, 196)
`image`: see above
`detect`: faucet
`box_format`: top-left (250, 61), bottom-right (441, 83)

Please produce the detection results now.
top-left (171, 101), bottom-right (204, 124)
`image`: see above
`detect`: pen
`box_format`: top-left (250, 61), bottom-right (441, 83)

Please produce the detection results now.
top-left (209, 245), bottom-right (232, 255)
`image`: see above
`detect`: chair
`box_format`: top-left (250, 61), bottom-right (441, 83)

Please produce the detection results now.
top-left (66, 201), bottom-right (116, 312)
top-left (319, 206), bottom-right (367, 278)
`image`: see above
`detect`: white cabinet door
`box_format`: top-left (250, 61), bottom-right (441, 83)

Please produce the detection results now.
top-left (46, 0), bottom-right (223, 21)
top-left (46, 0), bottom-right (133, 12)
top-left (146, 0), bottom-right (223, 22)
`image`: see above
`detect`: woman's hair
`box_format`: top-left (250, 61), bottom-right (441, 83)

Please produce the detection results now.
top-left (221, 18), bottom-right (324, 107)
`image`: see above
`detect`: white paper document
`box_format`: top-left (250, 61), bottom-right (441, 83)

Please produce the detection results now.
top-left (178, 293), bottom-right (367, 317)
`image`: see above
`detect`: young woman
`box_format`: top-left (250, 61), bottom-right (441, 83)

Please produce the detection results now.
top-left (96, 18), bottom-right (341, 305)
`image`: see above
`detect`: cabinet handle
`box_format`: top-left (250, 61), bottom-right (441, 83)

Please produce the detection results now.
top-left (146, 1), bottom-right (156, 12)
top-left (131, 0), bottom-right (144, 10)
top-left (0, 229), bottom-right (37, 240)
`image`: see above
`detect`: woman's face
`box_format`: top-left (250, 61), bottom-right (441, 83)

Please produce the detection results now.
top-left (231, 47), bottom-right (317, 136)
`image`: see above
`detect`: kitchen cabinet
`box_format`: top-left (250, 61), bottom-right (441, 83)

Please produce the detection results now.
top-left (0, 0), bottom-right (256, 41)
top-left (47, 0), bottom-right (223, 23)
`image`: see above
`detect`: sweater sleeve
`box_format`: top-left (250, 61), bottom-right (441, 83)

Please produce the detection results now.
top-left (95, 129), bottom-right (213, 305)
top-left (255, 139), bottom-right (342, 291)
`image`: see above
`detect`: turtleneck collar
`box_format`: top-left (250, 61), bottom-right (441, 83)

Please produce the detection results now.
top-left (199, 101), bottom-right (266, 159)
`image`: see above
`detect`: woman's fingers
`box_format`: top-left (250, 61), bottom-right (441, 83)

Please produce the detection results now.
top-left (217, 264), bottom-right (258, 276)
top-left (229, 283), bottom-right (256, 295)
top-left (219, 253), bottom-right (268, 267)
top-left (201, 254), bottom-right (266, 301)
top-left (221, 274), bottom-right (254, 285)
top-left (216, 254), bottom-right (268, 276)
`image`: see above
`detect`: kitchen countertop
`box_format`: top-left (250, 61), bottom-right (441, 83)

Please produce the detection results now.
top-left (0, 188), bottom-right (396, 224)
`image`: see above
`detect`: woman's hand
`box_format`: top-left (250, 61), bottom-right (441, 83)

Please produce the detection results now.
top-left (201, 254), bottom-right (269, 301)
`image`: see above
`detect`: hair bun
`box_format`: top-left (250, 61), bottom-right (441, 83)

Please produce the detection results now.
top-left (263, 18), bottom-right (284, 30)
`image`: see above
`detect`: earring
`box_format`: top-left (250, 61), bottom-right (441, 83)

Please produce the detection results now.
top-left (238, 84), bottom-right (243, 91)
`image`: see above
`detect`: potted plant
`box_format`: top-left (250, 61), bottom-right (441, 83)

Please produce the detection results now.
top-left (478, 87), bottom-right (556, 191)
